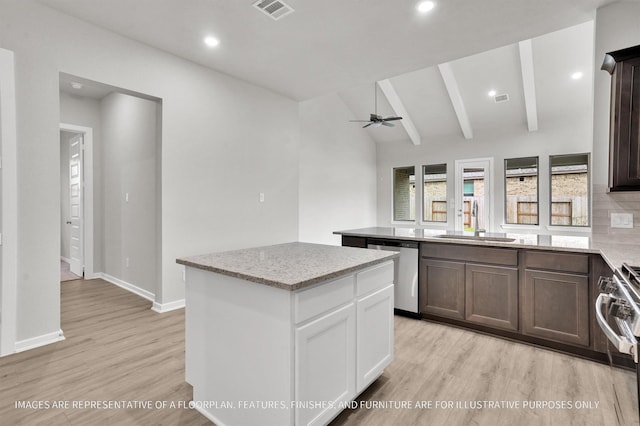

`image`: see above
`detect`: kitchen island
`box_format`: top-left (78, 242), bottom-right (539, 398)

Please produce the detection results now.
top-left (176, 242), bottom-right (398, 426)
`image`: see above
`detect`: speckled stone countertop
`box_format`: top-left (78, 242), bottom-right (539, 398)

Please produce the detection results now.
top-left (335, 227), bottom-right (640, 272)
top-left (176, 242), bottom-right (398, 291)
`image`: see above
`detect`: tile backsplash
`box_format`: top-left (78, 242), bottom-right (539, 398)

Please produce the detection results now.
top-left (592, 184), bottom-right (640, 242)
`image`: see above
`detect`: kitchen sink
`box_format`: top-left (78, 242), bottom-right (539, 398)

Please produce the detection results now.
top-left (434, 234), bottom-right (516, 242)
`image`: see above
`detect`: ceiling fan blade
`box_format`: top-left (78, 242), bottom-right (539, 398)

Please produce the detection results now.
top-left (362, 122), bottom-right (374, 128)
top-left (382, 116), bottom-right (403, 121)
top-left (381, 121), bottom-right (395, 127)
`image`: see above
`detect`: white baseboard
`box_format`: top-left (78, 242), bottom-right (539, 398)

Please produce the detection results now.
top-left (15, 329), bottom-right (65, 353)
top-left (97, 273), bottom-right (183, 314)
top-left (99, 273), bottom-right (155, 302)
top-left (152, 299), bottom-right (185, 313)
top-left (84, 271), bottom-right (100, 280)
top-left (60, 256), bottom-right (71, 263)
top-left (194, 406), bottom-right (228, 426)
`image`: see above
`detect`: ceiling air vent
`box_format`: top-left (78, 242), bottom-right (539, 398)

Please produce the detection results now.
top-left (494, 93), bottom-right (510, 103)
top-left (253, 0), bottom-right (294, 20)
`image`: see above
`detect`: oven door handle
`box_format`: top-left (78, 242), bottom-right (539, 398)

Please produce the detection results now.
top-left (595, 293), bottom-right (638, 362)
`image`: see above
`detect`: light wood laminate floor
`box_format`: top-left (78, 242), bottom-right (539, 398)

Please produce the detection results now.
top-left (0, 278), bottom-right (637, 425)
top-left (333, 317), bottom-right (639, 426)
top-left (0, 278), bottom-right (210, 425)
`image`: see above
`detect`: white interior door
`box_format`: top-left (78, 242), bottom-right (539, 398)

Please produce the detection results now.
top-left (455, 158), bottom-right (493, 232)
top-left (68, 134), bottom-right (83, 277)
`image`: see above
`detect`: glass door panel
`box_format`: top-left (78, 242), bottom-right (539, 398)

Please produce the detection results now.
top-left (455, 159), bottom-right (493, 232)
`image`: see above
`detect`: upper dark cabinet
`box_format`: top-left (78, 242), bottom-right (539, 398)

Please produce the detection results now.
top-left (602, 44), bottom-right (640, 191)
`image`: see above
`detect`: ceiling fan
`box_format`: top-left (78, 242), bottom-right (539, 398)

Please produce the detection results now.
top-left (350, 83), bottom-right (402, 128)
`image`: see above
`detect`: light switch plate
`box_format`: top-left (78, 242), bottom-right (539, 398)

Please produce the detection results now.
top-left (611, 213), bottom-right (634, 229)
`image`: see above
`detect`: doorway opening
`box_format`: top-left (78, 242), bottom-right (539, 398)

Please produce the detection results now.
top-left (58, 73), bottom-right (162, 309)
top-left (59, 123), bottom-right (94, 281)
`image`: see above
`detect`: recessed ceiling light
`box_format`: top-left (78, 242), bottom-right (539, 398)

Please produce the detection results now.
top-left (417, 1), bottom-right (435, 13)
top-left (571, 71), bottom-right (583, 80)
top-left (204, 36), bottom-right (220, 48)
top-left (488, 90), bottom-right (496, 97)
top-left (70, 82), bottom-right (83, 90)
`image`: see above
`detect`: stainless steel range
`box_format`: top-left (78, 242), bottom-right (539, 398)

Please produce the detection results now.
top-left (596, 263), bottom-right (640, 424)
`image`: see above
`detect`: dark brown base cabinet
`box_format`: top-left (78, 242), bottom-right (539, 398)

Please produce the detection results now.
top-left (420, 244), bottom-right (519, 332)
top-left (342, 237), bottom-right (611, 359)
top-left (420, 259), bottom-right (465, 320)
top-left (465, 264), bottom-right (518, 331)
top-left (418, 244), bottom-right (608, 356)
top-left (522, 270), bottom-right (589, 346)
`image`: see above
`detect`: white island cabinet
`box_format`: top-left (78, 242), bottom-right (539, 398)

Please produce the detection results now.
top-left (177, 242), bottom-right (397, 426)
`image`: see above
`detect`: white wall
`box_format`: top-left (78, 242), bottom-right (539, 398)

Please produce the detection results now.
top-left (101, 92), bottom-right (159, 294)
top-left (59, 92), bottom-right (103, 270)
top-left (377, 116), bottom-right (593, 232)
top-left (299, 93), bottom-right (377, 245)
top-left (0, 0), bottom-right (299, 342)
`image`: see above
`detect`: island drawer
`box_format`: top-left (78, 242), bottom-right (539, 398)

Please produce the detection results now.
top-left (356, 261), bottom-right (394, 297)
top-left (523, 251), bottom-right (589, 274)
top-left (294, 275), bottom-right (355, 324)
top-left (420, 243), bottom-right (517, 266)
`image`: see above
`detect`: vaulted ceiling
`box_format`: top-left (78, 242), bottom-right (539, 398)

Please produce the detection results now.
top-left (42, 0), bottom-right (613, 102)
top-left (47, 1), bottom-right (605, 145)
top-left (339, 21), bottom-right (595, 144)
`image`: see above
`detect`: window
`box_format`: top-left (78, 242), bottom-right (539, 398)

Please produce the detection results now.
top-left (422, 164), bottom-right (447, 222)
top-left (504, 157), bottom-right (539, 225)
top-left (393, 166), bottom-right (415, 221)
top-left (550, 154), bottom-right (590, 227)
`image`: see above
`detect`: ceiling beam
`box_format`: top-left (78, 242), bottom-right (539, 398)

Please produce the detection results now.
top-left (376, 79), bottom-right (421, 146)
top-left (437, 63), bottom-right (473, 139)
top-left (518, 39), bottom-right (539, 132)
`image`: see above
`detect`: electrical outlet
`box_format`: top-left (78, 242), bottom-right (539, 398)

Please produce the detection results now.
top-left (611, 213), bottom-right (634, 229)
top-left (125, 257), bottom-right (130, 268)
top-left (125, 192), bottom-right (129, 203)
top-left (259, 193), bottom-right (265, 203)
top-left (182, 269), bottom-right (186, 282)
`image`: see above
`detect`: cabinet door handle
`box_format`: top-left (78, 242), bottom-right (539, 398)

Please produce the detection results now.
top-left (66, 221), bottom-right (72, 225)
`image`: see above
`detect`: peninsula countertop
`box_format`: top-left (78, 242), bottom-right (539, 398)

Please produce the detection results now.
top-left (334, 227), bottom-right (640, 271)
top-left (176, 241), bottom-right (398, 291)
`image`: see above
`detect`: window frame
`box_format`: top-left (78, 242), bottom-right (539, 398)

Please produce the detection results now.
top-left (392, 165), bottom-right (416, 223)
top-left (548, 153), bottom-right (591, 228)
top-left (421, 163), bottom-right (448, 224)
top-left (503, 156), bottom-right (539, 226)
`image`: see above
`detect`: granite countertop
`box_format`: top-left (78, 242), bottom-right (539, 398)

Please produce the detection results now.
top-left (335, 227), bottom-right (640, 272)
top-left (176, 242), bottom-right (398, 291)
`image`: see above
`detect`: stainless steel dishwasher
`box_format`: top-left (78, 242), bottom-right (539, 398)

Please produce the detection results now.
top-left (367, 239), bottom-right (419, 314)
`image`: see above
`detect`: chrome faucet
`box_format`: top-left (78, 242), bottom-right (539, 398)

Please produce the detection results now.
top-left (471, 200), bottom-right (485, 236)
